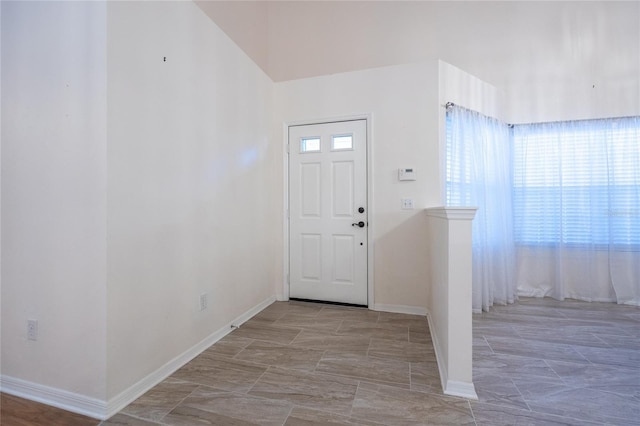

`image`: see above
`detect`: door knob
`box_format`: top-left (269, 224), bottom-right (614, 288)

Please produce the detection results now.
top-left (352, 221), bottom-right (365, 228)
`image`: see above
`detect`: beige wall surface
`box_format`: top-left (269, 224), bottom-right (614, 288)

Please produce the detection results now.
top-left (1, 1), bottom-right (108, 400)
top-left (106, 0), bottom-right (277, 399)
top-left (1, 0), bottom-right (279, 409)
top-left (274, 61), bottom-right (440, 309)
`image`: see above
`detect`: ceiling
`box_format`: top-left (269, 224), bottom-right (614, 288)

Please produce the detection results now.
top-left (195, 1), bottom-right (639, 89)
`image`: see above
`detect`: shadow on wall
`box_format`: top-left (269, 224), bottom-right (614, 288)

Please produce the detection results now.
top-left (373, 211), bottom-right (430, 309)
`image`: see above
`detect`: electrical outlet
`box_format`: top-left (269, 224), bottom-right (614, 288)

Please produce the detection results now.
top-left (401, 198), bottom-right (415, 210)
top-left (199, 293), bottom-right (208, 311)
top-left (27, 319), bottom-right (38, 341)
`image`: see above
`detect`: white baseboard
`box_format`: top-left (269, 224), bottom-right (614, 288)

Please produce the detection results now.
top-left (426, 311), bottom-right (448, 395)
top-left (1, 295), bottom-right (276, 420)
top-left (105, 294), bottom-right (276, 419)
top-left (426, 311), bottom-right (478, 400)
top-left (0, 376), bottom-right (107, 419)
top-left (372, 303), bottom-right (427, 316)
top-left (443, 380), bottom-right (478, 400)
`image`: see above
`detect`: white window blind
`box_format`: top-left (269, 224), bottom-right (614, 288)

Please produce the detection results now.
top-left (512, 117), bottom-right (640, 248)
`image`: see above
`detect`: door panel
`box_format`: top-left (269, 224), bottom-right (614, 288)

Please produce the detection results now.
top-left (332, 234), bottom-right (355, 283)
top-left (332, 162), bottom-right (354, 217)
top-left (301, 234), bottom-right (322, 280)
top-left (301, 163), bottom-right (321, 217)
top-left (289, 120), bottom-right (367, 305)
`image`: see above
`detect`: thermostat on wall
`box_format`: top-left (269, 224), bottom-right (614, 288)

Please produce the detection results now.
top-left (398, 167), bottom-right (416, 181)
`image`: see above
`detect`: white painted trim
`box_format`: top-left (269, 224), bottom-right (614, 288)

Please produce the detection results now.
top-left (281, 121), bottom-right (290, 302)
top-left (443, 380), bottom-right (478, 400)
top-left (283, 113), bottom-right (374, 308)
top-left (0, 376), bottom-right (107, 419)
top-left (426, 311), bottom-right (448, 397)
top-left (426, 311), bottom-right (478, 400)
top-left (105, 294), bottom-right (275, 418)
top-left (372, 304), bottom-right (427, 316)
top-left (1, 295), bottom-right (276, 420)
top-left (285, 114), bottom-right (371, 128)
top-left (365, 114), bottom-right (375, 309)
top-left (425, 206), bottom-right (478, 220)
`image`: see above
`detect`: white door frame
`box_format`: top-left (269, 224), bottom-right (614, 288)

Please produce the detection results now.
top-left (282, 114), bottom-right (374, 308)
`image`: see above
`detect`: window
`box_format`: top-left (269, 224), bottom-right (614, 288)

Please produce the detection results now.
top-left (445, 113), bottom-right (472, 206)
top-left (513, 117), bottom-right (640, 248)
top-left (300, 137), bottom-right (320, 153)
top-left (331, 134), bottom-right (353, 151)
top-left (446, 112), bottom-right (639, 249)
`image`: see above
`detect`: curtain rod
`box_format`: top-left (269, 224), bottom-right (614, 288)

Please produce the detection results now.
top-left (445, 101), bottom-right (639, 127)
top-left (443, 102), bottom-right (511, 126)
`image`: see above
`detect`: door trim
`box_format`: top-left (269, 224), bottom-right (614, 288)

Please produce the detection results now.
top-left (282, 114), bottom-right (374, 308)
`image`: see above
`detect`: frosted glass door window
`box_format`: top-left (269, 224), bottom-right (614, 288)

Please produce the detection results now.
top-left (301, 137), bottom-right (321, 153)
top-left (332, 135), bottom-right (353, 151)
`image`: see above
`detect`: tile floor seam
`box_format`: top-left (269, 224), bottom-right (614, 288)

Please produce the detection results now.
top-left (280, 404), bottom-right (294, 426)
top-left (541, 358), bottom-right (566, 383)
top-left (526, 405), bottom-right (609, 426)
top-left (465, 400), bottom-right (479, 426)
top-left (477, 402), bottom-right (604, 426)
top-left (569, 344), bottom-right (598, 366)
top-left (152, 393), bottom-right (196, 424)
top-left (483, 335), bottom-right (496, 354)
top-left (312, 350), bottom-right (327, 372)
top-left (408, 362), bottom-right (413, 390)
top-left (243, 368), bottom-right (271, 396)
top-left (509, 377), bottom-right (534, 413)
top-left (345, 380), bottom-right (361, 418)
top-left (114, 411), bottom-right (168, 425)
top-left (313, 369), bottom-right (410, 390)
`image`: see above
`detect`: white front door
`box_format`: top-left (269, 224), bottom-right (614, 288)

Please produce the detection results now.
top-left (289, 120), bottom-right (368, 305)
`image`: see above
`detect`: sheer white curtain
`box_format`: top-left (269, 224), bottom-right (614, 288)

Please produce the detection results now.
top-left (446, 105), bottom-right (516, 312)
top-left (513, 117), bottom-right (640, 305)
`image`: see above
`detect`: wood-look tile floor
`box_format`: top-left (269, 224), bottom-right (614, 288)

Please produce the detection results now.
top-left (0, 393), bottom-right (99, 426)
top-left (471, 298), bottom-right (640, 426)
top-left (105, 301), bottom-right (469, 426)
top-left (2, 298), bottom-right (638, 425)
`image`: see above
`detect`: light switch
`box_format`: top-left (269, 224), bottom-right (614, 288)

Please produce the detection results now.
top-left (401, 198), bottom-right (414, 210)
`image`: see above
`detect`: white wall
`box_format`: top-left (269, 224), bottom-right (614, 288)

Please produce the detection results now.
top-left (106, 1), bottom-right (277, 400)
top-left (424, 63), bottom-right (499, 398)
top-left (1, 0), bottom-right (278, 414)
top-left (426, 207), bottom-right (477, 399)
top-left (274, 61), bottom-right (439, 310)
top-left (1, 1), bottom-right (108, 400)
top-left (265, 1), bottom-right (639, 123)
